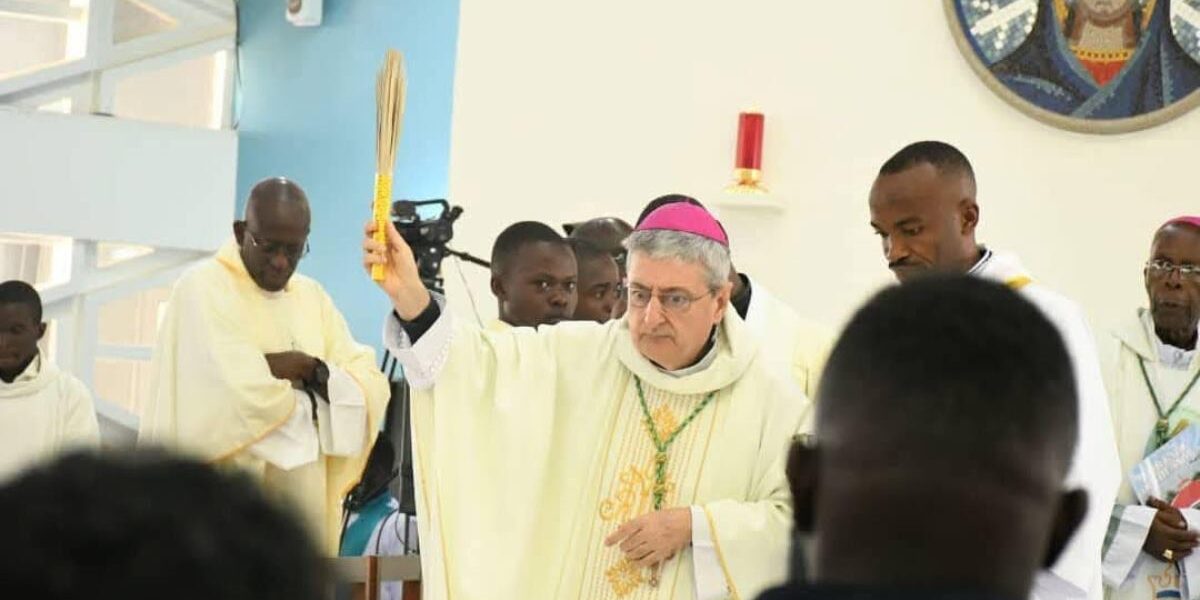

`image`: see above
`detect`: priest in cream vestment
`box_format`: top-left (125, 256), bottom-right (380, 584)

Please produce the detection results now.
top-left (141, 178), bottom-right (389, 553)
top-left (364, 202), bottom-right (805, 600)
top-left (1102, 217), bottom-right (1200, 599)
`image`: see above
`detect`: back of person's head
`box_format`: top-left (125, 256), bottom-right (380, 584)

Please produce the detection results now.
top-left (0, 451), bottom-right (326, 600)
top-left (0, 279), bottom-right (43, 322)
top-left (490, 221), bottom-right (570, 277)
top-left (564, 217), bottom-right (633, 242)
top-left (788, 276), bottom-right (1083, 598)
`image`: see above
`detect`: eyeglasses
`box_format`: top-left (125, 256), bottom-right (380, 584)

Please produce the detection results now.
top-left (247, 231), bottom-right (310, 261)
top-left (626, 285), bottom-right (713, 313)
top-left (1146, 260), bottom-right (1200, 280)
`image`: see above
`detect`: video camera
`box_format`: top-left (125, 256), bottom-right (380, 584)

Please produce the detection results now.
top-left (391, 199), bottom-right (489, 293)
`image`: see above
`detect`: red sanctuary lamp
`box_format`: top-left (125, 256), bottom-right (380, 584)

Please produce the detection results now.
top-left (725, 111), bottom-right (768, 194)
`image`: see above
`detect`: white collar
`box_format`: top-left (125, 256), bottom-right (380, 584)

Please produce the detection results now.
top-left (966, 247), bottom-right (994, 276)
top-left (660, 330), bottom-right (720, 378)
top-left (7, 354), bottom-right (41, 385)
top-left (1147, 310), bottom-right (1199, 371)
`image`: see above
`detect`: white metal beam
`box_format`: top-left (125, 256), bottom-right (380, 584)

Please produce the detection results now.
top-left (84, 0), bottom-right (116, 112)
top-left (38, 241), bottom-right (203, 409)
top-left (2, 82), bottom-right (87, 111)
top-left (101, 32), bottom-right (233, 81)
top-left (0, 60), bottom-right (94, 101)
top-left (0, 22), bottom-right (235, 99)
top-left (108, 21), bottom-right (236, 65)
top-left (214, 47), bottom-right (235, 129)
top-left (86, 0), bottom-right (116, 60)
top-left (95, 344), bottom-right (154, 361)
top-left (40, 247), bottom-right (205, 311)
top-left (0, 0), bottom-right (82, 21)
top-left (82, 260), bottom-right (197, 306)
top-left (179, 0), bottom-right (234, 21)
top-left (67, 242), bottom-right (98, 387)
top-left (138, 0), bottom-right (229, 26)
top-left (121, 0), bottom-right (179, 26)
top-left (95, 33), bottom-right (234, 113)
top-left (0, 0), bottom-right (85, 22)
top-left (41, 257), bottom-right (197, 328)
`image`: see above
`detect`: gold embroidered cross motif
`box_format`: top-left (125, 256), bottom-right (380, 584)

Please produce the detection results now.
top-left (650, 404), bottom-right (679, 440)
top-left (599, 462), bottom-right (677, 523)
top-left (605, 557), bottom-right (645, 597)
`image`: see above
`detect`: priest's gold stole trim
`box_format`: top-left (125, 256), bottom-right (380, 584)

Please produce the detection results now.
top-left (1005, 276), bottom-right (1033, 291)
top-left (574, 371), bottom-right (635, 599)
top-left (210, 398), bottom-right (297, 464)
top-left (702, 505), bottom-right (742, 600)
top-left (577, 377), bottom-right (725, 598)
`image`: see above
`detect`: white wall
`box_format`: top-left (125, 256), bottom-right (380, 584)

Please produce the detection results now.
top-left (111, 51), bottom-right (221, 129)
top-left (0, 109), bottom-right (237, 251)
top-left (0, 17), bottom-right (65, 75)
top-left (443, 0), bottom-right (1200, 335)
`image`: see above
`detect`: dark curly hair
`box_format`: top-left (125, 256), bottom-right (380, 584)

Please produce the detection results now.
top-left (0, 450), bottom-right (327, 600)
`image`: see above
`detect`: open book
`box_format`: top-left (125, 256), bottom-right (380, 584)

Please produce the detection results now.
top-left (1130, 424), bottom-right (1200, 507)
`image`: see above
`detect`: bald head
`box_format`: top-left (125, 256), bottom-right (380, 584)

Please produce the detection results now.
top-left (245, 178), bottom-right (311, 230)
top-left (869, 142), bottom-right (981, 283)
top-left (234, 178), bottom-right (312, 292)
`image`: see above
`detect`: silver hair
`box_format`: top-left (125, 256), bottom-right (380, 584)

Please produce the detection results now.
top-left (624, 230), bottom-right (731, 290)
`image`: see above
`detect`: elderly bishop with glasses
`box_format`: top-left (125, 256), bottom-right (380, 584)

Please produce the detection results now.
top-left (140, 177), bottom-right (390, 554)
top-left (1102, 217), bottom-right (1200, 599)
top-left (363, 201), bottom-right (805, 600)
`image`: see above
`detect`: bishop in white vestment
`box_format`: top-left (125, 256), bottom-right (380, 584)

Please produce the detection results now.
top-left (366, 202), bottom-right (804, 600)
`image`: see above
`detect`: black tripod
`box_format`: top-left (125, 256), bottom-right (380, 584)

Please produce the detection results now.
top-left (380, 352), bottom-right (418, 554)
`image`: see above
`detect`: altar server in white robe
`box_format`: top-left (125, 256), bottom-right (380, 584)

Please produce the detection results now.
top-left (0, 280), bottom-right (99, 481)
top-left (141, 177), bottom-right (389, 554)
top-left (364, 201), bottom-right (805, 600)
top-left (867, 141), bottom-right (1121, 600)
